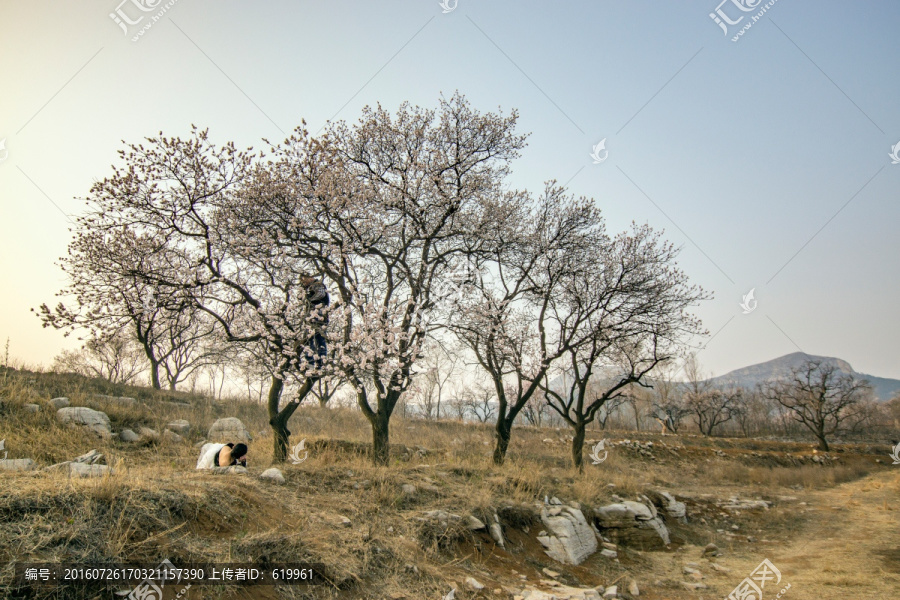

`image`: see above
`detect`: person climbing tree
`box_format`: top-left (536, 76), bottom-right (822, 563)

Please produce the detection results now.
top-left (298, 274), bottom-right (329, 371)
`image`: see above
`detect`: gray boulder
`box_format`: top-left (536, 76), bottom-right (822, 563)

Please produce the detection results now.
top-left (24, 403), bottom-right (40, 413)
top-left (119, 429), bottom-right (140, 443)
top-left (490, 512), bottom-right (505, 549)
top-left (94, 395), bottom-right (138, 409)
top-left (517, 586), bottom-right (602, 600)
top-left (49, 397), bottom-right (70, 409)
top-left (207, 417), bottom-right (252, 443)
top-left (259, 467), bottom-right (285, 484)
top-left (0, 458), bottom-right (36, 471)
top-left (162, 429), bottom-right (184, 444)
top-left (138, 427), bottom-right (160, 441)
top-left (420, 510), bottom-right (461, 524)
top-left (67, 462), bottom-right (114, 478)
top-left (57, 407), bottom-right (113, 438)
top-left (644, 489), bottom-right (687, 522)
top-left (717, 496), bottom-right (771, 511)
top-left (594, 500), bottom-right (670, 549)
top-left (537, 503), bottom-right (598, 565)
top-left (160, 400), bottom-right (191, 408)
top-left (658, 491), bottom-right (686, 520)
top-left (167, 419), bottom-right (190, 435)
top-left (73, 449), bottom-right (105, 464)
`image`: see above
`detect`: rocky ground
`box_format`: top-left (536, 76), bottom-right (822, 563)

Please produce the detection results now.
top-left (0, 368), bottom-right (898, 599)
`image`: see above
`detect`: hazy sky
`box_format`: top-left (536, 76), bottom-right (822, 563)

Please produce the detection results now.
top-left (1, 0), bottom-right (898, 380)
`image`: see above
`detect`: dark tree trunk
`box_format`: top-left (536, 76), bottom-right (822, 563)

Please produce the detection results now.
top-left (816, 425), bottom-right (829, 452)
top-left (493, 418), bottom-right (512, 466)
top-left (371, 408), bottom-right (390, 466)
top-left (268, 375), bottom-right (317, 462)
top-left (149, 359), bottom-right (161, 390)
top-left (572, 421), bottom-right (586, 473)
top-left (267, 376), bottom-right (289, 462)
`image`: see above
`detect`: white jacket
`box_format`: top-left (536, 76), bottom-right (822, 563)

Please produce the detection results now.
top-left (196, 443), bottom-right (227, 469)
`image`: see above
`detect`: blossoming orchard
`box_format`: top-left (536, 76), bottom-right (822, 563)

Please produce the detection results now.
top-left (38, 94), bottom-right (706, 467)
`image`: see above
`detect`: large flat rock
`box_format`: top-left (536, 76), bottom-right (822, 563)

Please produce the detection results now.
top-left (0, 458), bottom-right (36, 472)
top-left (207, 417), bottom-right (252, 443)
top-left (537, 504), bottom-right (598, 565)
top-left (56, 407), bottom-right (112, 438)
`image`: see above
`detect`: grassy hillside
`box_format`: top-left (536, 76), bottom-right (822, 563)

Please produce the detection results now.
top-left (1, 366), bottom-right (898, 599)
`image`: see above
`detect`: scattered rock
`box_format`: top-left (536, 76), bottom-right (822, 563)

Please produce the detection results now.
top-left (67, 462), bottom-right (114, 478)
top-left (119, 429), bottom-right (140, 443)
top-left (210, 465), bottom-right (248, 475)
top-left (709, 563), bottom-right (731, 573)
top-left (320, 514), bottom-right (352, 528)
top-left (628, 579), bottom-right (640, 597)
top-left (717, 496), bottom-right (770, 511)
top-left (680, 581), bottom-right (707, 590)
top-left (541, 568), bottom-right (559, 578)
top-left (593, 500), bottom-right (670, 549)
top-left (537, 503), bottom-right (598, 565)
top-left (602, 585), bottom-right (617, 599)
top-left (207, 417), bottom-right (252, 443)
top-left (490, 520), bottom-right (505, 549)
top-left (24, 403), bottom-right (40, 413)
top-left (57, 407), bottom-right (113, 438)
top-left (259, 468), bottom-right (285, 484)
top-left (466, 515), bottom-right (486, 530)
top-left (702, 543), bottom-right (719, 556)
top-left (517, 586), bottom-right (601, 600)
top-left (138, 427), bottom-right (160, 441)
top-left (162, 429), bottom-right (184, 444)
top-left (48, 397), bottom-right (70, 409)
top-left (600, 548), bottom-right (617, 558)
top-left (420, 510), bottom-right (461, 524)
top-left (465, 577), bottom-right (484, 591)
top-left (73, 449), bottom-right (104, 465)
top-left (0, 458), bottom-right (36, 471)
top-left (401, 484), bottom-right (417, 496)
top-left (160, 400), bottom-right (191, 408)
top-left (167, 419), bottom-right (191, 435)
top-left (646, 490), bottom-right (687, 521)
top-left (93, 395), bottom-right (138, 409)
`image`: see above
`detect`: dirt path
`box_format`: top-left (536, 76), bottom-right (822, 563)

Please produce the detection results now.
top-left (673, 468), bottom-right (900, 600)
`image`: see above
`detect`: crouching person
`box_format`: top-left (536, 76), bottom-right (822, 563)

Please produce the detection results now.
top-left (196, 442), bottom-right (248, 469)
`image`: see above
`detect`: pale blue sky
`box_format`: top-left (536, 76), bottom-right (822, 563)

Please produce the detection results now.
top-left (1, 0), bottom-right (898, 379)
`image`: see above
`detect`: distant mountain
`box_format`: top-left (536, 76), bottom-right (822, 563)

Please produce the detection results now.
top-left (707, 352), bottom-right (900, 402)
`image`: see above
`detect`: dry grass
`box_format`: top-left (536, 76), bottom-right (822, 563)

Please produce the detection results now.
top-left (1, 366), bottom-right (898, 599)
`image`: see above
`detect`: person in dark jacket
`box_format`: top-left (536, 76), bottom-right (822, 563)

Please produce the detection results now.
top-left (298, 275), bottom-right (329, 370)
